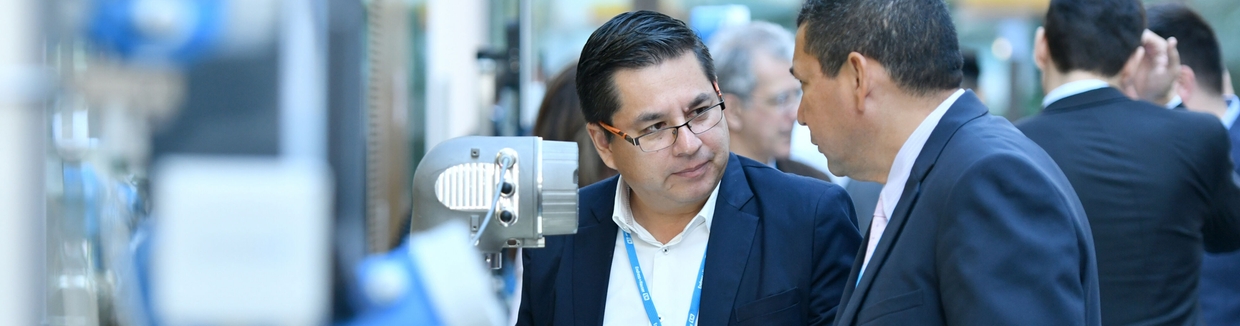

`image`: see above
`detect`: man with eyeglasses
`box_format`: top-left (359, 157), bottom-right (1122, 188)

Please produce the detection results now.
top-left (517, 10), bottom-right (861, 326)
top-left (707, 22), bottom-right (830, 183)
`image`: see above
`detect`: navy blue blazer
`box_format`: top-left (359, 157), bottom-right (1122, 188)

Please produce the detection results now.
top-left (835, 91), bottom-right (1101, 326)
top-left (517, 154), bottom-right (861, 325)
top-left (1231, 111), bottom-right (1240, 175)
top-left (1018, 87), bottom-right (1240, 326)
top-left (1196, 102), bottom-right (1240, 326)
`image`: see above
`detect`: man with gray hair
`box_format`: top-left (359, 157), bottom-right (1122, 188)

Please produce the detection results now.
top-left (708, 22), bottom-right (831, 183)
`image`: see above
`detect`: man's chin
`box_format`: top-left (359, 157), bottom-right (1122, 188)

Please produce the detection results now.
top-left (670, 163), bottom-right (723, 198)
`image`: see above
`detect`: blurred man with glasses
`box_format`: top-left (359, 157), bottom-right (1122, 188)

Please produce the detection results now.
top-left (708, 22), bottom-right (830, 183)
top-left (517, 10), bottom-right (861, 326)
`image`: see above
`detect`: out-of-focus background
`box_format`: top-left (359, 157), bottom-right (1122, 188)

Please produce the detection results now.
top-left (0, 0), bottom-right (1236, 325)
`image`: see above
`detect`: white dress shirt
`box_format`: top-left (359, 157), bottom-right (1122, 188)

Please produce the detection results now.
top-left (1042, 79), bottom-right (1110, 108)
top-left (1163, 94), bottom-right (1239, 128)
top-left (602, 176), bottom-right (720, 326)
top-left (1165, 95), bottom-right (1184, 109)
top-left (858, 89), bottom-right (965, 278)
top-left (1222, 95), bottom-right (1239, 130)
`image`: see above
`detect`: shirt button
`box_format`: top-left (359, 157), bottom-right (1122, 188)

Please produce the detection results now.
top-left (661, 248), bottom-right (669, 254)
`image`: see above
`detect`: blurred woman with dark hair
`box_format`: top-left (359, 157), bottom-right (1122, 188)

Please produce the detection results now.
top-left (532, 61), bottom-right (616, 187)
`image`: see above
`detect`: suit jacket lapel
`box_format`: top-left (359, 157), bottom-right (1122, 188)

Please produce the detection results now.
top-left (699, 154), bottom-right (759, 325)
top-left (835, 182), bottom-right (923, 325)
top-left (571, 179), bottom-right (619, 325)
top-left (836, 91), bottom-right (990, 325)
top-left (834, 228), bottom-right (871, 324)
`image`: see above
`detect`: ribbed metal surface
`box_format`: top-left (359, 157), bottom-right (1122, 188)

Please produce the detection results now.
top-left (435, 163), bottom-right (517, 210)
top-left (537, 140), bottom-right (578, 236)
top-left (363, 0), bottom-right (412, 253)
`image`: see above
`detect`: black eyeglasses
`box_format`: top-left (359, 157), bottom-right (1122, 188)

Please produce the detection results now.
top-left (599, 98), bottom-right (727, 152)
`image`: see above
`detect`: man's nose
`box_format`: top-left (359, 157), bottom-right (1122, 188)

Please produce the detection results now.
top-left (671, 126), bottom-right (703, 156)
top-left (796, 103), bottom-right (808, 126)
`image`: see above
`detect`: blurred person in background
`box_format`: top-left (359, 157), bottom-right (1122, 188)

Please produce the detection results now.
top-left (794, 0), bottom-right (1098, 324)
top-left (1017, 0), bottom-right (1240, 325)
top-left (1147, 4), bottom-right (1240, 175)
top-left (708, 21), bottom-right (832, 183)
top-left (1146, 4), bottom-right (1240, 325)
top-left (518, 11), bottom-right (860, 326)
top-left (532, 61), bottom-right (618, 188)
top-left (961, 51), bottom-right (983, 102)
top-left (1226, 68), bottom-right (1234, 98)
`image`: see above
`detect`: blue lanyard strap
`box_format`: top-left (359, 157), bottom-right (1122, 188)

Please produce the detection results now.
top-left (623, 231), bottom-right (706, 326)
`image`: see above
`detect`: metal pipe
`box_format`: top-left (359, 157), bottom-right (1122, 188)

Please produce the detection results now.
top-left (0, 0), bottom-right (45, 324)
top-left (519, 0), bottom-right (534, 135)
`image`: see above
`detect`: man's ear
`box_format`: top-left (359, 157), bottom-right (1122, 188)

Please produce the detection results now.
top-left (845, 52), bottom-right (869, 114)
top-left (1119, 41), bottom-right (1147, 84)
top-left (586, 123), bottom-right (618, 170)
top-left (722, 93), bottom-right (745, 131)
top-left (1033, 27), bottom-right (1051, 72)
top-left (1118, 46), bottom-right (1146, 98)
top-left (1176, 66), bottom-right (1197, 102)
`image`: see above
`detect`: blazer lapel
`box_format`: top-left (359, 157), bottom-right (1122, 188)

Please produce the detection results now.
top-left (836, 183), bottom-right (923, 325)
top-left (836, 91), bottom-right (990, 325)
top-left (698, 154), bottom-right (759, 325)
top-left (571, 180), bottom-right (619, 325)
top-left (834, 228), bottom-right (871, 324)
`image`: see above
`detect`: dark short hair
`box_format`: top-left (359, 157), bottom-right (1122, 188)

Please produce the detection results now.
top-left (796, 0), bottom-right (962, 96)
top-left (1147, 3), bottom-right (1224, 95)
top-left (576, 10), bottom-right (716, 128)
top-left (1043, 0), bottom-right (1145, 77)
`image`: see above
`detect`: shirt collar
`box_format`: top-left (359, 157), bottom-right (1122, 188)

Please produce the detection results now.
top-left (1224, 95), bottom-right (1240, 130)
top-left (1042, 79), bottom-right (1110, 108)
top-left (611, 175), bottom-right (720, 246)
top-left (878, 89), bottom-right (965, 218)
top-left (1165, 95), bottom-right (1184, 109)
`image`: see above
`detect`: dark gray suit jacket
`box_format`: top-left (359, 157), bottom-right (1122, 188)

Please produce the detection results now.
top-left (843, 181), bottom-right (882, 236)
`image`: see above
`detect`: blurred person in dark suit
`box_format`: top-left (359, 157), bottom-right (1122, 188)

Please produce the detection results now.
top-left (1147, 4), bottom-right (1240, 325)
top-left (708, 21), bottom-right (832, 183)
top-left (1017, 0), bottom-right (1240, 325)
top-left (961, 51), bottom-right (983, 102)
top-left (518, 11), bottom-right (860, 325)
top-left (794, 0), bottom-right (1099, 324)
top-left (532, 61), bottom-right (617, 188)
top-left (1146, 6), bottom-right (1240, 175)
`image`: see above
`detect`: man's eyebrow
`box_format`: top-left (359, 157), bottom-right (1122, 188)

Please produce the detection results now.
top-left (633, 112), bottom-right (665, 125)
top-left (628, 92), bottom-right (713, 126)
top-left (686, 93), bottom-right (712, 110)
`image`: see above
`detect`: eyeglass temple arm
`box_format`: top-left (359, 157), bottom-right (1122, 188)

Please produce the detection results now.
top-left (597, 122), bottom-right (640, 146)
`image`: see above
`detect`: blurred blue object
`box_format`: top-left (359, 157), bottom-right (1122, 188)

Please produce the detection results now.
top-left (131, 217), bottom-right (156, 325)
top-left (61, 163), bottom-right (103, 268)
top-left (346, 238), bottom-right (443, 326)
top-left (688, 5), bottom-right (751, 44)
top-left (344, 220), bottom-right (507, 325)
top-left (86, 0), bottom-right (224, 65)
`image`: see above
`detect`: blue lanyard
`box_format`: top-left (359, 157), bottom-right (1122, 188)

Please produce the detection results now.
top-left (622, 231), bottom-right (706, 326)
